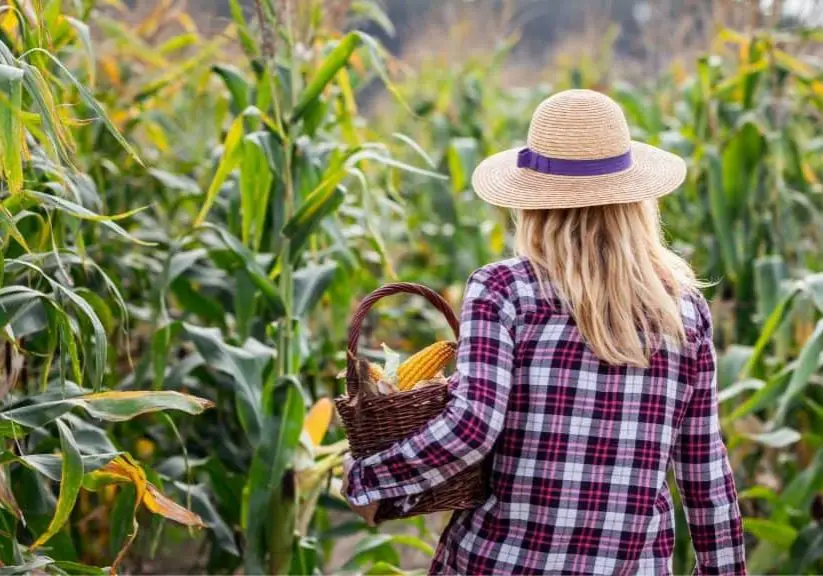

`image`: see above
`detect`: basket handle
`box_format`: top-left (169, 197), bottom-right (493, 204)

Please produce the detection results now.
top-left (346, 283), bottom-right (460, 396)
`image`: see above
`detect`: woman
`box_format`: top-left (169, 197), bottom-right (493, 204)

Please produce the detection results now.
top-left (343, 89), bottom-right (746, 575)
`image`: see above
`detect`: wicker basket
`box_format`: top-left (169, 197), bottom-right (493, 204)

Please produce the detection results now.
top-left (335, 282), bottom-right (487, 523)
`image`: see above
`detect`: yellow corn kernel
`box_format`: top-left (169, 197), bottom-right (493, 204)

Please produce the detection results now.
top-left (368, 362), bottom-right (385, 383)
top-left (397, 341), bottom-right (456, 391)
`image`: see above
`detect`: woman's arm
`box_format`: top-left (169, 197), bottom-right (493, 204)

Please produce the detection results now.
top-left (673, 298), bottom-right (746, 575)
top-left (345, 268), bottom-right (516, 506)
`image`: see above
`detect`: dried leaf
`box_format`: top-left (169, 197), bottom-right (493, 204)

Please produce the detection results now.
top-left (143, 483), bottom-right (205, 527)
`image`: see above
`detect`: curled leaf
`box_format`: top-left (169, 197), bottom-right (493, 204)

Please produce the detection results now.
top-left (144, 483), bottom-right (205, 527)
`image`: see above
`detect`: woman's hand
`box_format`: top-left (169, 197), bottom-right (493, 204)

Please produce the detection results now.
top-left (342, 454), bottom-right (379, 526)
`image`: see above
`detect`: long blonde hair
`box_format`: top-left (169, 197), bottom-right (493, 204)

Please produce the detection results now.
top-left (514, 200), bottom-right (699, 367)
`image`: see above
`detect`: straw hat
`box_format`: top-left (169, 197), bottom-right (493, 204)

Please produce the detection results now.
top-left (471, 89), bottom-right (686, 209)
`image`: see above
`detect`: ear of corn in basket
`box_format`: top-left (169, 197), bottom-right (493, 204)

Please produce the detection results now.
top-left (396, 341), bottom-right (457, 391)
top-left (342, 340), bottom-right (457, 396)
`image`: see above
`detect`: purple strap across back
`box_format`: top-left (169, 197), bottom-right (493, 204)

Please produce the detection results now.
top-left (517, 147), bottom-right (632, 176)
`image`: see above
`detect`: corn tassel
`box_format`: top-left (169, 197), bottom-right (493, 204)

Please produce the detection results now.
top-left (397, 341), bottom-right (456, 391)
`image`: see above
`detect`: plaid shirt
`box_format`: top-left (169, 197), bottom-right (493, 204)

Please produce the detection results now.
top-left (347, 257), bottom-right (745, 575)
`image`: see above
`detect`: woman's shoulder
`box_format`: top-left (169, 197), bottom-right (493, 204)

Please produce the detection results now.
top-left (678, 287), bottom-right (713, 341)
top-left (470, 256), bottom-right (532, 283)
top-left (467, 257), bottom-right (550, 309)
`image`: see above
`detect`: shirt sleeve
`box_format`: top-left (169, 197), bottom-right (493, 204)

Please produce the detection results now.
top-left (673, 297), bottom-right (747, 575)
top-left (346, 268), bottom-right (516, 507)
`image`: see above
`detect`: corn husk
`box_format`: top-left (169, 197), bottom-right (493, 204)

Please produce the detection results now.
top-left (381, 343), bottom-right (400, 386)
top-left (412, 374), bottom-right (448, 390)
top-left (341, 344), bottom-right (448, 396)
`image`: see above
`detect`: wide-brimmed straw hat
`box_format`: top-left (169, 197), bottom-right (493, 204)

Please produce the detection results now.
top-left (471, 89), bottom-right (686, 210)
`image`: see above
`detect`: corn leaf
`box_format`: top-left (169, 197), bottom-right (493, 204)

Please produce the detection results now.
top-left (240, 132), bottom-right (274, 249)
top-left (94, 15), bottom-right (168, 68)
top-left (743, 518), bottom-right (797, 549)
top-left (20, 62), bottom-right (74, 167)
top-left (773, 319), bottom-right (823, 425)
top-left (198, 223), bottom-right (284, 315)
top-left (82, 390), bottom-right (214, 422)
top-left (781, 445), bottom-right (823, 511)
top-left (786, 525), bottom-right (823, 574)
top-left (745, 427), bottom-right (801, 448)
top-left (0, 465), bottom-right (21, 518)
top-left (0, 204), bottom-right (30, 252)
top-left (282, 170), bottom-right (346, 262)
top-left (65, 16), bottom-right (94, 87)
top-left (0, 64), bottom-right (24, 194)
top-left (106, 456), bottom-right (145, 574)
top-left (737, 285), bottom-right (801, 379)
top-left (21, 48), bottom-right (142, 165)
top-left (30, 419), bottom-right (83, 550)
top-left (724, 369), bottom-right (790, 425)
top-left (16, 452), bottom-right (119, 483)
top-left (143, 483), bottom-right (205, 527)
top-left (0, 391), bottom-right (213, 437)
top-left (293, 262), bottom-right (337, 318)
top-left (228, 0), bottom-right (257, 58)
top-left (706, 152), bottom-right (738, 280)
top-left (24, 190), bottom-right (152, 246)
top-left (213, 64), bottom-right (249, 114)
top-left (291, 33), bottom-right (362, 123)
top-left (194, 113), bottom-right (245, 226)
top-left (243, 377), bottom-right (305, 575)
top-left (181, 323), bottom-right (269, 443)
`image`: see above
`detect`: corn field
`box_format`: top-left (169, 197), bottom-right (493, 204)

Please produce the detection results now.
top-left (0, 0), bottom-right (822, 574)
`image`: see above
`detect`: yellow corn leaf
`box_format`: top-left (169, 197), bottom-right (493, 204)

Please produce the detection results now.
top-left (135, 0), bottom-right (173, 37)
top-left (102, 456), bottom-right (146, 576)
top-left (144, 121), bottom-right (170, 153)
top-left (713, 59), bottom-right (769, 96)
top-left (143, 483), bottom-right (205, 527)
top-left (1, 10), bottom-right (17, 36)
top-left (195, 113), bottom-right (245, 225)
top-left (774, 49), bottom-right (816, 80)
top-left (157, 32), bottom-right (200, 56)
top-left (87, 456), bottom-right (204, 526)
top-left (712, 27), bottom-right (749, 50)
top-left (303, 398), bottom-right (333, 446)
top-left (82, 469), bottom-right (131, 491)
top-left (337, 68), bottom-right (358, 116)
top-left (802, 162), bottom-right (820, 186)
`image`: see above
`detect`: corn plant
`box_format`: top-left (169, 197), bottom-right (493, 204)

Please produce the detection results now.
top-left (0, 2), bottom-right (217, 573)
top-left (37, 0), bottom-right (451, 572)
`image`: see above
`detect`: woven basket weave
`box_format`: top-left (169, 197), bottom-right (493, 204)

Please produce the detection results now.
top-left (335, 283), bottom-right (487, 522)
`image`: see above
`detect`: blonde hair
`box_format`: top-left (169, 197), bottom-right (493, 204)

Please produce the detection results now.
top-left (514, 200), bottom-right (699, 367)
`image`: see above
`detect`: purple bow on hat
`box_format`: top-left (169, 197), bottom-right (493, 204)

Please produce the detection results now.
top-left (517, 147), bottom-right (632, 176)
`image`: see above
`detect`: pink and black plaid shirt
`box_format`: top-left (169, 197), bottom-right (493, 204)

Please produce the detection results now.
top-left (346, 257), bottom-right (746, 575)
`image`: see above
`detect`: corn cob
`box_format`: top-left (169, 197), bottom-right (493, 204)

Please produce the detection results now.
top-left (368, 363), bottom-right (385, 383)
top-left (397, 341), bottom-right (456, 391)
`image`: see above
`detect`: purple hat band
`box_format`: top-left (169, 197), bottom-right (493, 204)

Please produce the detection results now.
top-left (517, 147), bottom-right (633, 176)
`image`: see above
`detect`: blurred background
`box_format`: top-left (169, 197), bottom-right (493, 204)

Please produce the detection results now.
top-left (1, 0), bottom-right (823, 574)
